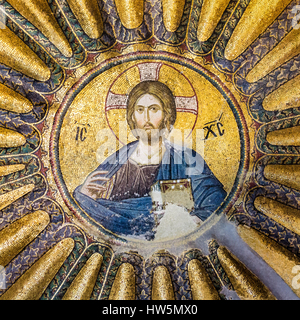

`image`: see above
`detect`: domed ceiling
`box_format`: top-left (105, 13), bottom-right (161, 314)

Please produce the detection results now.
top-left (0, 0), bottom-right (300, 300)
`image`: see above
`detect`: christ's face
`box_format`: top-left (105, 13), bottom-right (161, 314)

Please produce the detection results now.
top-left (133, 94), bottom-right (165, 134)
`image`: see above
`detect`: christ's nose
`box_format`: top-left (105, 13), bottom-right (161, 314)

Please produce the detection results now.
top-left (145, 107), bottom-right (150, 122)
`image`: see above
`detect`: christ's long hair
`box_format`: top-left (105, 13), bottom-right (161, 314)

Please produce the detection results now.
top-left (127, 81), bottom-right (177, 133)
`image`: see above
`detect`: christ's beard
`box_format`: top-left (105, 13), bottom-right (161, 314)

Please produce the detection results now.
top-left (144, 125), bottom-right (156, 144)
top-left (143, 124), bottom-right (166, 145)
top-left (132, 122), bottom-right (168, 145)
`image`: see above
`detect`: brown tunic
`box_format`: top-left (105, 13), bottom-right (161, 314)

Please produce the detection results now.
top-left (109, 159), bottom-right (160, 201)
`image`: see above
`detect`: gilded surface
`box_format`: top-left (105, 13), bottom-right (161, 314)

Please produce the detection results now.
top-left (254, 197), bottom-right (300, 236)
top-left (6, 0), bottom-right (73, 57)
top-left (238, 225), bottom-right (300, 298)
top-left (197, 0), bottom-right (231, 42)
top-left (267, 126), bottom-right (300, 146)
top-left (188, 259), bottom-right (220, 300)
top-left (162, 0), bottom-right (186, 32)
top-left (264, 165), bottom-right (300, 191)
top-left (152, 265), bottom-right (175, 300)
top-left (63, 253), bottom-right (103, 300)
top-left (225, 0), bottom-right (292, 61)
top-left (0, 210), bottom-right (50, 267)
top-left (0, 0), bottom-right (299, 301)
top-left (109, 263), bottom-right (136, 300)
top-left (66, 0), bottom-right (103, 39)
top-left (263, 74), bottom-right (300, 112)
top-left (0, 83), bottom-right (33, 114)
top-left (114, 0), bottom-right (144, 30)
top-left (0, 26), bottom-right (50, 81)
top-left (58, 58), bottom-right (242, 197)
top-left (0, 164), bottom-right (25, 177)
top-left (0, 127), bottom-right (26, 148)
top-left (246, 27), bottom-right (300, 83)
top-left (0, 184), bottom-right (35, 211)
top-left (217, 246), bottom-right (275, 300)
top-left (0, 238), bottom-right (74, 300)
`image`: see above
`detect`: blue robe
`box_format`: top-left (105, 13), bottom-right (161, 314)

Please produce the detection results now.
top-left (74, 140), bottom-right (226, 239)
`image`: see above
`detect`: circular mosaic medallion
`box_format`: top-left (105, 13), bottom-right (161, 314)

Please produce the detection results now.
top-left (50, 52), bottom-right (251, 245)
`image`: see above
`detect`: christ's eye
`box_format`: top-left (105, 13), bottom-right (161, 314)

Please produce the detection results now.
top-left (149, 105), bottom-right (161, 112)
top-left (136, 106), bottom-right (144, 113)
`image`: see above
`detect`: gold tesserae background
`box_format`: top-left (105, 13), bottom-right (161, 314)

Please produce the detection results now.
top-left (59, 59), bottom-right (242, 195)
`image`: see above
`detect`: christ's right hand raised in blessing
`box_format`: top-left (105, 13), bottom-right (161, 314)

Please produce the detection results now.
top-left (80, 171), bottom-right (110, 200)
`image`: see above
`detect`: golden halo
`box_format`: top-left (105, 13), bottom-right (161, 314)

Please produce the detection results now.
top-left (105, 62), bottom-right (199, 145)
